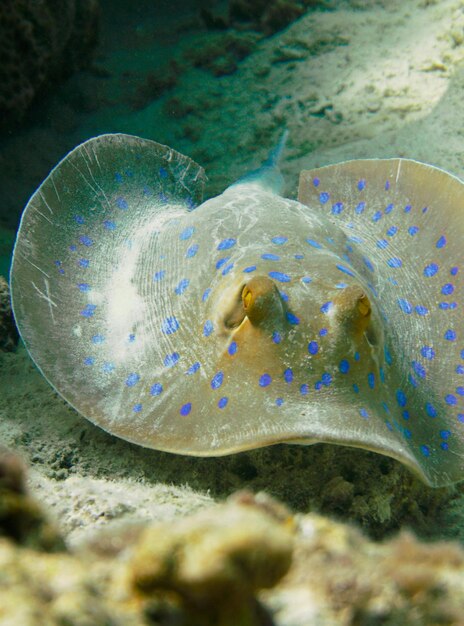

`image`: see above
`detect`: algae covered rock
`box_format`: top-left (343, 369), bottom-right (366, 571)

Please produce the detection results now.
top-left (130, 492), bottom-right (295, 625)
top-left (0, 276), bottom-right (18, 352)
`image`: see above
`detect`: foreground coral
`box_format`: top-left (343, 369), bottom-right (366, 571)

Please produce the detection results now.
top-left (0, 451), bottom-right (463, 626)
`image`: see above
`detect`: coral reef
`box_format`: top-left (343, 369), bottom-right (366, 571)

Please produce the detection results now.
top-left (0, 276), bottom-right (18, 352)
top-left (0, 447), bottom-right (63, 551)
top-left (0, 0), bottom-right (100, 126)
top-left (1, 479), bottom-right (464, 626)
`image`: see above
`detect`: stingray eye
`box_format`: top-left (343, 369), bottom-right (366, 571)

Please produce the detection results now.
top-left (242, 285), bottom-right (253, 310)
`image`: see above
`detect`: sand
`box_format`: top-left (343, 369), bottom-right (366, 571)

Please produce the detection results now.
top-left (1, 0), bottom-right (464, 547)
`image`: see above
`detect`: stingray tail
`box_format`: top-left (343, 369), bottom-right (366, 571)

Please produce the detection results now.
top-left (231, 130), bottom-right (289, 194)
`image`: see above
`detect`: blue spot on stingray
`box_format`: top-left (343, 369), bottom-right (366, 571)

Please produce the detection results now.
top-left (339, 359), bottom-right (350, 373)
top-left (302, 276), bottom-right (312, 284)
top-left (216, 258), bottom-right (228, 270)
top-left (228, 341), bottom-right (237, 356)
top-left (175, 279), bottom-right (190, 295)
top-left (357, 179), bottom-right (366, 191)
top-left (114, 172), bottom-right (123, 183)
top-left (458, 414), bottom-right (464, 423)
top-left (445, 329), bottom-right (457, 341)
top-left (308, 341), bottom-right (319, 355)
top-left (421, 346), bottom-right (435, 360)
top-left (336, 264), bottom-right (355, 276)
top-left (186, 244), bottom-right (199, 258)
top-left (79, 258), bottom-right (90, 268)
top-left (203, 320), bottom-right (214, 337)
top-left (272, 331), bottom-right (281, 344)
top-left (80, 304), bottom-right (96, 318)
top-left (128, 334), bottom-right (136, 343)
top-left (268, 271), bottom-right (291, 283)
top-left (306, 238), bottom-right (322, 249)
top-left (412, 361), bottom-right (426, 379)
top-left (320, 301), bottom-right (333, 314)
top-left (116, 197), bottom-right (128, 209)
top-left (402, 410), bottom-right (410, 420)
top-left (398, 298), bottom-right (412, 314)
top-left (180, 403), bottom-right (192, 416)
top-left (180, 226), bottom-right (194, 240)
top-left (279, 291), bottom-right (289, 302)
top-left (262, 253), bottom-right (280, 261)
top-left (126, 373), bottom-right (140, 387)
top-left (153, 270), bottom-right (165, 281)
top-left (367, 373), bottom-right (375, 389)
top-left (162, 317), bottom-right (180, 334)
top-left (186, 362), bottom-right (200, 375)
top-left (457, 386), bottom-right (464, 395)
top-left (415, 305), bottom-right (429, 316)
top-left (91, 334), bottom-right (104, 344)
top-left (243, 266), bottom-right (257, 273)
top-left (83, 357), bottom-right (94, 366)
top-left (386, 226), bottom-right (398, 236)
top-left (211, 371), bottom-right (224, 389)
top-left (376, 239), bottom-right (389, 249)
top-left (359, 408), bottom-right (369, 418)
top-left (286, 312), bottom-right (300, 325)
top-left (300, 384), bottom-right (309, 395)
top-left (372, 211), bottom-right (382, 222)
top-left (217, 238), bottom-right (236, 250)
top-left (319, 328), bottom-right (328, 336)
top-left (78, 283), bottom-right (91, 292)
top-left (313, 177), bottom-right (320, 187)
top-left (385, 180), bottom-right (391, 190)
top-left (385, 204), bottom-right (394, 215)
top-left (222, 263), bottom-right (234, 276)
top-left (319, 192), bottom-right (330, 204)
top-left (150, 383), bottom-right (163, 396)
top-left (332, 202), bottom-right (343, 215)
top-left (456, 365), bottom-right (464, 374)
top-left (396, 390), bottom-right (407, 407)
top-left (353, 384), bottom-right (359, 393)
top-left (321, 372), bottom-right (332, 386)
top-left (436, 235), bottom-right (447, 248)
top-left (103, 220), bottom-right (116, 230)
top-left (442, 283), bottom-right (454, 295)
top-left (164, 353), bottom-right (180, 367)
top-left (354, 352), bottom-right (360, 361)
top-left (420, 445), bottom-right (431, 457)
top-left (79, 235), bottom-right (93, 247)
top-left (159, 167), bottom-right (168, 179)
top-left (218, 397), bottom-right (228, 409)
top-left (387, 257), bottom-right (402, 268)
top-left (202, 288), bottom-right (211, 301)
top-left (425, 403), bottom-right (437, 417)
top-left (284, 368), bottom-right (293, 383)
top-left (275, 398), bottom-right (284, 406)
top-left (451, 266), bottom-right (459, 275)
top-left (102, 362), bottom-right (115, 373)
top-left (355, 202), bottom-right (366, 214)
top-left (272, 236), bottom-right (288, 245)
top-left (446, 394), bottom-right (457, 406)
top-left (424, 263), bottom-right (439, 277)
top-left (408, 226), bottom-right (419, 236)
top-left (363, 257), bottom-right (374, 272)
top-left (294, 254), bottom-right (304, 259)
top-left (259, 373), bottom-right (272, 387)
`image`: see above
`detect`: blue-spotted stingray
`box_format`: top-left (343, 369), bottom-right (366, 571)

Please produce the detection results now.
top-left (10, 133), bottom-right (464, 486)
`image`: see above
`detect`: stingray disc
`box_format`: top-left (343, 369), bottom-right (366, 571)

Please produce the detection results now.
top-left (10, 134), bottom-right (464, 486)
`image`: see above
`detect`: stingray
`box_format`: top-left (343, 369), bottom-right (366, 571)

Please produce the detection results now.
top-left (10, 133), bottom-right (464, 487)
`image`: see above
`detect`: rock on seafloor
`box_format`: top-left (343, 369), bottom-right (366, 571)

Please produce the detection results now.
top-left (0, 276), bottom-right (18, 352)
top-left (1, 450), bottom-right (464, 626)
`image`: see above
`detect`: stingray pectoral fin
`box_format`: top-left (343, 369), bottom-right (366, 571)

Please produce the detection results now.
top-left (10, 134), bottom-right (206, 452)
top-left (298, 158), bottom-right (464, 487)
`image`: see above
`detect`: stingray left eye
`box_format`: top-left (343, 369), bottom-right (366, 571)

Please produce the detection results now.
top-left (223, 283), bottom-right (247, 329)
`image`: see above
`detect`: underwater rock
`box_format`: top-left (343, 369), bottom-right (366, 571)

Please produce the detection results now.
top-left (0, 276), bottom-right (18, 352)
top-left (229, 0), bottom-right (319, 35)
top-left (1, 485), bottom-right (464, 626)
top-left (0, 447), bottom-right (64, 551)
top-left (0, 0), bottom-right (100, 127)
top-left (130, 493), bottom-right (294, 623)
